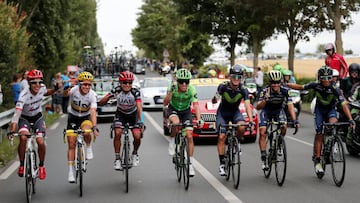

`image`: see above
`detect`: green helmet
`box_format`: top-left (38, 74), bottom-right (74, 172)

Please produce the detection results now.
top-left (175, 69), bottom-right (192, 80)
top-left (273, 64), bottom-right (284, 72)
top-left (282, 69), bottom-right (292, 76)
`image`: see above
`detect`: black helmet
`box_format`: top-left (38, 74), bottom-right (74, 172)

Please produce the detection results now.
top-left (317, 66), bottom-right (333, 80)
top-left (349, 63), bottom-right (360, 74)
top-left (230, 64), bottom-right (244, 75)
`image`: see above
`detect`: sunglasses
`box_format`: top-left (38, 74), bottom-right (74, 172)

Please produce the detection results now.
top-left (270, 80), bottom-right (281, 84)
top-left (122, 81), bottom-right (133, 85)
top-left (80, 82), bottom-right (92, 87)
top-left (29, 80), bottom-right (43, 85)
top-left (320, 76), bottom-right (332, 80)
top-left (231, 74), bottom-right (242, 80)
top-left (177, 79), bottom-right (190, 84)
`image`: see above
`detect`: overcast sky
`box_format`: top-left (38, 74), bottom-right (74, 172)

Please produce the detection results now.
top-left (96, 0), bottom-right (360, 55)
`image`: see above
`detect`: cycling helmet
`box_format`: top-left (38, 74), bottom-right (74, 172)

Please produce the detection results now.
top-left (175, 69), bottom-right (192, 80)
top-left (77, 71), bottom-right (93, 82)
top-left (229, 64), bottom-right (244, 75)
top-left (119, 71), bottom-right (134, 81)
top-left (317, 66), bottom-right (333, 80)
top-left (268, 70), bottom-right (282, 82)
top-left (27, 69), bottom-right (43, 80)
top-left (324, 43), bottom-right (335, 52)
top-left (332, 69), bottom-right (339, 77)
top-left (282, 69), bottom-right (292, 76)
top-left (349, 63), bottom-right (360, 74)
top-left (273, 64), bottom-right (284, 72)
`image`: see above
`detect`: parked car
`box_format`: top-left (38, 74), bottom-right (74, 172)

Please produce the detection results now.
top-left (134, 63), bottom-right (146, 75)
top-left (163, 78), bottom-right (258, 142)
top-left (141, 77), bottom-right (171, 110)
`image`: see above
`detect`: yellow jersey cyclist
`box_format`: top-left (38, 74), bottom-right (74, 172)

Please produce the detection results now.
top-left (163, 69), bottom-right (203, 177)
top-left (98, 71), bottom-right (144, 170)
top-left (63, 71), bottom-right (99, 183)
top-left (212, 64), bottom-right (254, 176)
top-left (287, 66), bottom-right (354, 175)
top-left (256, 70), bottom-right (298, 170)
top-left (9, 69), bottom-right (58, 180)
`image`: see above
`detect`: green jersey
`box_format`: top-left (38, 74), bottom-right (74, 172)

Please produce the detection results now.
top-left (167, 84), bottom-right (198, 111)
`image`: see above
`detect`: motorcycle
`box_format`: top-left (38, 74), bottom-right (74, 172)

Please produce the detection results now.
top-left (346, 101), bottom-right (360, 156)
top-left (286, 89), bottom-right (309, 123)
top-left (244, 78), bottom-right (257, 104)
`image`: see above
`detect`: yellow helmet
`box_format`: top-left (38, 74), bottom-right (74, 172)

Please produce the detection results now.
top-left (77, 71), bottom-right (94, 82)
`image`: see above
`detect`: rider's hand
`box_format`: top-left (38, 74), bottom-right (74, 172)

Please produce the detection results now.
top-left (212, 96), bottom-right (217, 104)
top-left (349, 119), bottom-right (355, 128)
top-left (171, 81), bottom-right (177, 92)
top-left (92, 126), bottom-right (100, 137)
top-left (7, 131), bottom-right (14, 140)
top-left (264, 87), bottom-right (270, 101)
top-left (293, 120), bottom-right (300, 128)
top-left (197, 119), bottom-right (204, 128)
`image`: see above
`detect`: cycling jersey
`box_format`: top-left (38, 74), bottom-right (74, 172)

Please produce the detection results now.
top-left (16, 84), bottom-right (47, 117)
top-left (167, 84), bottom-right (198, 111)
top-left (110, 86), bottom-right (141, 114)
top-left (258, 85), bottom-right (293, 112)
top-left (303, 82), bottom-right (345, 109)
top-left (68, 85), bottom-right (97, 117)
top-left (217, 81), bottom-right (249, 112)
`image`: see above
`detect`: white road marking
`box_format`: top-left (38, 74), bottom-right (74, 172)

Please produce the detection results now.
top-left (286, 135), bottom-right (313, 147)
top-left (49, 121), bottom-right (59, 130)
top-left (144, 112), bottom-right (243, 203)
top-left (0, 161), bottom-right (20, 180)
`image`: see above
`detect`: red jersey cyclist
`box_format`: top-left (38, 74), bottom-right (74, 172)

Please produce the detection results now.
top-left (9, 69), bottom-right (58, 180)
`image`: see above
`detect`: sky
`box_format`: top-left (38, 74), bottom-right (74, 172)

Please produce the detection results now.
top-left (96, 0), bottom-right (360, 56)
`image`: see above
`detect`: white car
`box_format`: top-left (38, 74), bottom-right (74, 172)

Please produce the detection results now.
top-left (141, 77), bottom-right (170, 110)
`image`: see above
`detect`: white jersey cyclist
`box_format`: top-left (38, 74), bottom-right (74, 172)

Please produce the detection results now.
top-left (68, 85), bottom-right (97, 117)
top-left (15, 84), bottom-right (47, 117)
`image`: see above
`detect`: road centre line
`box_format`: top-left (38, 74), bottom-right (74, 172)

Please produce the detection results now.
top-left (144, 112), bottom-right (243, 203)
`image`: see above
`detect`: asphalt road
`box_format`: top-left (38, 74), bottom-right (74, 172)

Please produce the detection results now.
top-left (1, 71), bottom-right (360, 203)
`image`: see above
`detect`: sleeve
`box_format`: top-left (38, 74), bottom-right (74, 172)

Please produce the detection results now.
top-left (242, 87), bottom-right (250, 101)
top-left (303, 82), bottom-right (316, 90)
top-left (90, 91), bottom-right (98, 108)
top-left (190, 85), bottom-right (198, 103)
top-left (334, 86), bottom-right (346, 105)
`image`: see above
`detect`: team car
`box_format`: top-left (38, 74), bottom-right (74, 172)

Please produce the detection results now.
top-left (140, 77), bottom-right (170, 110)
top-left (92, 77), bottom-right (119, 120)
top-left (163, 78), bottom-right (258, 142)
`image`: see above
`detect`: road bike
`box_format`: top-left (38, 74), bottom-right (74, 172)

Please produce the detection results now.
top-left (110, 123), bottom-right (134, 193)
top-left (170, 123), bottom-right (193, 190)
top-left (63, 128), bottom-right (93, 197)
top-left (263, 120), bottom-right (298, 186)
top-left (219, 122), bottom-right (253, 189)
top-left (314, 122), bottom-right (349, 187)
top-left (10, 124), bottom-right (40, 203)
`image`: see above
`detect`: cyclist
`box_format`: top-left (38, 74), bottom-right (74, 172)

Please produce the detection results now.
top-left (98, 71), bottom-right (144, 171)
top-left (163, 69), bottom-right (203, 177)
top-left (340, 63), bottom-right (360, 100)
top-left (287, 66), bottom-right (354, 175)
top-left (282, 69), bottom-right (296, 84)
top-left (9, 69), bottom-right (58, 180)
top-left (256, 70), bottom-right (298, 170)
top-left (63, 71), bottom-right (99, 183)
top-left (211, 64), bottom-right (254, 176)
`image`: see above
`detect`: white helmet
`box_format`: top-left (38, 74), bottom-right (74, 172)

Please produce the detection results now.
top-left (333, 69), bottom-right (339, 77)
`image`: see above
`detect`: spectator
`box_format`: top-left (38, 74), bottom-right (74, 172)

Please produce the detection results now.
top-left (53, 72), bottom-right (64, 114)
top-left (324, 43), bottom-right (348, 80)
top-left (61, 71), bottom-right (71, 114)
top-left (11, 74), bottom-right (22, 104)
top-left (20, 70), bottom-right (29, 91)
top-left (254, 67), bottom-right (264, 94)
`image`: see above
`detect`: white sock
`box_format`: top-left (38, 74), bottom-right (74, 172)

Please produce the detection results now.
top-left (169, 137), bottom-right (175, 144)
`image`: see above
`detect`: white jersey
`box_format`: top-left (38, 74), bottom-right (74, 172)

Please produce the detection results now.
top-left (68, 85), bottom-right (97, 117)
top-left (16, 84), bottom-right (47, 117)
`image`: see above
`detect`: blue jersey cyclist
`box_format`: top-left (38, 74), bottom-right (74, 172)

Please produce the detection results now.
top-left (99, 71), bottom-right (144, 171)
top-left (287, 66), bottom-right (354, 175)
top-left (212, 64), bottom-right (254, 176)
top-left (256, 70), bottom-right (298, 171)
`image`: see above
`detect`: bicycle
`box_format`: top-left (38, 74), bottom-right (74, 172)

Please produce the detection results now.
top-left (170, 123), bottom-right (193, 190)
top-left (63, 128), bottom-right (93, 197)
top-left (314, 122), bottom-right (349, 187)
top-left (219, 122), bottom-right (253, 189)
top-left (110, 123), bottom-right (134, 193)
top-left (10, 124), bottom-right (40, 203)
top-left (263, 120), bottom-right (298, 186)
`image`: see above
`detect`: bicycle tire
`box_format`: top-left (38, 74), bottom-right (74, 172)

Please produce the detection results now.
top-left (77, 146), bottom-right (83, 197)
top-left (231, 138), bottom-right (241, 189)
top-left (225, 140), bottom-right (231, 181)
top-left (264, 134), bottom-right (273, 178)
top-left (25, 152), bottom-right (33, 203)
top-left (32, 151), bottom-right (37, 195)
top-left (175, 135), bottom-right (182, 182)
top-left (124, 137), bottom-right (129, 193)
top-left (275, 136), bottom-right (287, 186)
top-left (183, 139), bottom-right (190, 190)
top-left (331, 136), bottom-right (346, 187)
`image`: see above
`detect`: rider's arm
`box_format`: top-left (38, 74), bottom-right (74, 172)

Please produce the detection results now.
top-left (98, 93), bottom-right (111, 106)
top-left (10, 109), bottom-right (22, 132)
top-left (287, 102), bottom-right (297, 121)
top-left (163, 84), bottom-right (174, 106)
top-left (136, 100), bottom-right (143, 123)
top-left (193, 101), bottom-right (201, 121)
top-left (286, 83), bottom-right (304, 90)
top-left (244, 100), bottom-right (253, 122)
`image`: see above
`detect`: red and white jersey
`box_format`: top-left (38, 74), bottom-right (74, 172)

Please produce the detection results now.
top-left (68, 85), bottom-right (97, 117)
top-left (16, 84), bottom-right (47, 117)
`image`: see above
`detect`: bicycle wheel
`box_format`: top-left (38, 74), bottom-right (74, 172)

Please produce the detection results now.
top-left (330, 136), bottom-right (346, 187)
top-left (275, 136), bottom-right (287, 186)
top-left (182, 139), bottom-right (190, 190)
top-left (225, 142), bottom-right (231, 181)
top-left (231, 138), bottom-right (241, 189)
top-left (31, 151), bottom-right (37, 195)
top-left (25, 152), bottom-right (33, 203)
top-left (123, 138), bottom-right (129, 193)
top-left (264, 134), bottom-right (273, 178)
top-left (175, 135), bottom-right (182, 182)
top-left (77, 146), bottom-right (83, 197)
